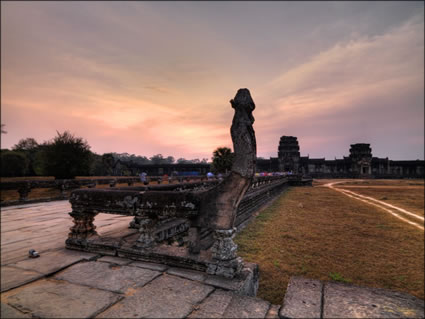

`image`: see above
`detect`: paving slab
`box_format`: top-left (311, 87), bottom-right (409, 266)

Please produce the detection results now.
top-left (1, 302), bottom-right (31, 318)
top-left (129, 260), bottom-right (169, 272)
top-left (9, 248), bottom-right (97, 275)
top-left (188, 289), bottom-right (234, 318)
top-left (54, 261), bottom-right (161, 293)
top-left (188, 288), bottom-right (270, 319)
top-left (222, 293), bottom-right (270, 318)
top-left (97, 274), bottom-right (215, 318)
top-left (97, 255), bottom-right (132, 265)
top-left (1, 266), bottom-right (44, 292)
top-left (279, 276), bottom-right (322, 319)
top-left (2, 279), bottom-right (121, 318)
top-left (166, 267), bottom-right (207, 282)
top-left (204, 262), bottom-right (259, 296)
top-left (323, 281), bottom-right (425, 318)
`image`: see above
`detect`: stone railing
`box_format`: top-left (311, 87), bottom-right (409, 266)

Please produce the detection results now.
top-left (235, 176), bottom-right (289, 229)
top-left (65, 174), bottom-right (311, 275)
top-left (0, 175), bottom-right (219, 206)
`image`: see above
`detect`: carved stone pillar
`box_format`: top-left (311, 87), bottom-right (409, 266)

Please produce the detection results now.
top-left (134, 219), bottom-right (157, 248)
top-left (207, 227), bottom-right (243, 278)
top-left (68, 211), bottom-right (98, 239)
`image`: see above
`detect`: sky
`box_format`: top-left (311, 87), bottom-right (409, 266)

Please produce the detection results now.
top-left (1, 1), bottom-right (424, 161)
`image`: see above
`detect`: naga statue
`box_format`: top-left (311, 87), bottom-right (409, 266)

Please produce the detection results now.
top-left (66, 88), bottom-right (257, 279)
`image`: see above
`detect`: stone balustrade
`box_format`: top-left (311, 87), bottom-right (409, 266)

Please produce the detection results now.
top-left (0, 175), bottom-right (219, 206)
top-left (64, 174), bottom-right (311, 277)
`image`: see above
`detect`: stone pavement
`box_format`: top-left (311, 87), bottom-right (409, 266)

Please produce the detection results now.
top-left (281, 277), bottom-right (424, 318)
top-left (1, 201), bottom-right (424, 318)
top-left (1, 249), bottom-right (273, 318)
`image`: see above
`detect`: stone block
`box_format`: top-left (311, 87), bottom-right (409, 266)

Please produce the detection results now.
top-left (54, 261), bottom-right (161, 293)
top-left (279, 276), bottom-right (322, 319)
top-left (1, 302), bottom-right (31, 318)
top-left (129, 260), bottom-right (168, 272)
top-left (323, 281), bottom-right (425, 318)
top-left (204, 262), bottom-right (259, 296)
top-left (97, 256), bottom-right (132, 265)
top-left (222, 293), bottom-right (270, 318)
top-left (166, 267), bottom-right (207, 282)
top-left (97, 274), bottom-right (214, 318)
top-left (1, 266), bottom-right (44, 292)
top-left (3, 279), bottom-right (121, 318)
top-left (188, 289), bottom-right (233, 318)
top-left (9, 248), bottom-right (97, 276)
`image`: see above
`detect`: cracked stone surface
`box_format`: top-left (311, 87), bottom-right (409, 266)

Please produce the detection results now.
top-left (129, 260), bottom-right (169, 272)
top-left (1, 266), bottom-right (44, 292)
top-left (189, 289), bottom-right (270, 318)
top-left (166, 267), bottom-right (207, 282)
top-left (97, 256), bottom-right (132, 265)
top-left (9, 248), bottom-right (97, 275)
top-left (2, 279), bottom-right (121, 318)
top-left (221, 293), bottom-right (270, 318)
top-left (188, 290), bottom-right (233, 318)
top-left (323, 281), bottom-right (425, 318)
top-left (97, 274), bottom-right (214, 318)
top-left (1, 302), bottom-right (31, 318)
top-left (54, 261), bottom-right (161, 293)
top-left (279, 276), bottom-right (322, 319)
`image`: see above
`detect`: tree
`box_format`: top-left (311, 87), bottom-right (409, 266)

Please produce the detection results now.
top-left (177, 158), bottom-right (189, 164)
top-left (165, 156), bottom-right (175, 164)
top-left (102, 153), bottom-right (116, 175)
top-left (42, 131), bottom-right (92, 179)
top-left (12, 138), bottom-right (39, 151)
top-left (12, 138), bottom-right (40, 176)
top-left (150, 154), bottom-right (164, 165)
top-left (1, 150), bottom-right (28, 177)
top-left (211, 147), bottom-right (234, 173)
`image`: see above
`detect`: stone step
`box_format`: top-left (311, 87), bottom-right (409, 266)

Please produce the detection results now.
top-left (188, 289), bottom-right (271, 318)
top-left (279, 276), bottom-right (425, 319)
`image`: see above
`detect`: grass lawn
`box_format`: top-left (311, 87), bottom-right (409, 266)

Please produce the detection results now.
top-left (234, 182), bottom-right (424, 305)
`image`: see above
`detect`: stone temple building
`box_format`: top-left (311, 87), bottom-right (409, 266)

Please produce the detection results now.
top-left (256, 136), bottom-right (424, 178)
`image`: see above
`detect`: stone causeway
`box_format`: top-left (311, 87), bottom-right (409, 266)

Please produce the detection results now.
top-left (1, 201), bottom-right (424, 318)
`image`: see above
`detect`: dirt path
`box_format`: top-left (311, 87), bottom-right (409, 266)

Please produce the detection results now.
top-left (324, 182), bottom-right (424, 231)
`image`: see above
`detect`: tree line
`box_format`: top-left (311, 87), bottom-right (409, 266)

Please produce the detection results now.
top-left (1, 130), bottom-right (234, 179)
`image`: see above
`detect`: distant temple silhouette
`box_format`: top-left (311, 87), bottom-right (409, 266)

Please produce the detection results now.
top-left (110, 136), bottom-right (423, 178)
top-left (256, 136), bottom-right (424, 178)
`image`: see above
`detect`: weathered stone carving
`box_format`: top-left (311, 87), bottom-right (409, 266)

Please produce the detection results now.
top-left (187, 88), bottom-right (257, 276)
top-left (65, 89), bottom-right (260, 279)
top-left (68, 211), bottom-right (98, 239)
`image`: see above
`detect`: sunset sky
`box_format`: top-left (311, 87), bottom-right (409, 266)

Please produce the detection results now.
top-left (1, 1), bottom-right (424, 161)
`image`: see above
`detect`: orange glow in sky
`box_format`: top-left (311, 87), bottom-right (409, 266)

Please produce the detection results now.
top-left (1, 2), bottom-right (424, 160)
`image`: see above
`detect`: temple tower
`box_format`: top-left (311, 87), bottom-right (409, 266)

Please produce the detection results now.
top-left (349, 143), bottom-right (372, 175)
top-left (278, 136), bottom-right (300, 173)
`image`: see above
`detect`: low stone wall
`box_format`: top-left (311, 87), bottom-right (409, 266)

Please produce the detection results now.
top-left (235, 176), bottom-right (290, 229)
top-left (0, 175), bottom-right (214, 206)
